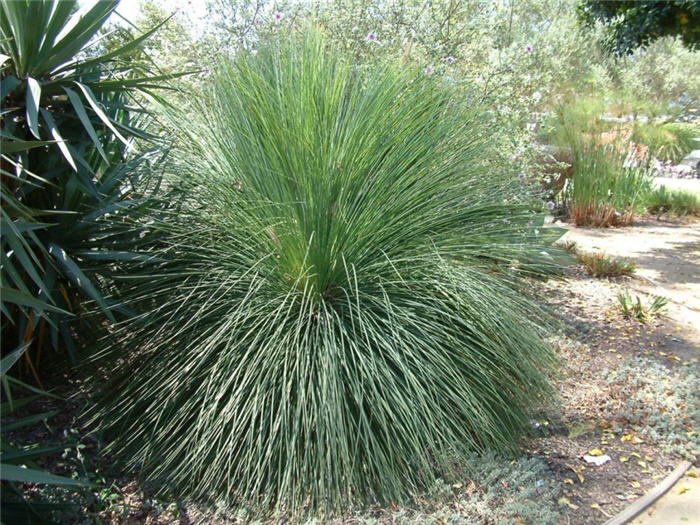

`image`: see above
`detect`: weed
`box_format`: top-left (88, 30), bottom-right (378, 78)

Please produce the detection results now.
top-left (617, 289), bottom-right (668, 322)
top-left (577, 251), bottom-right (636, 278)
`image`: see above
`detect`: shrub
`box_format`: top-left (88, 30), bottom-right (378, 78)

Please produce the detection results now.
top-left (646, 186), bottom-right (700, 217)
top-left (632, 121), bottom-right (700, 164)
top-left (90, 30), bottom-right (564, 516)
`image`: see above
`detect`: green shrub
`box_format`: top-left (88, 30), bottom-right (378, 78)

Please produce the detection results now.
top-left (90, 30), bottom-right (564, 517)
top-left (632, 121), bottom-right (700, 163)
top-left (548, 103), bottom-right (653, 226)
top-left (646, 186), bottom-right (700, 216)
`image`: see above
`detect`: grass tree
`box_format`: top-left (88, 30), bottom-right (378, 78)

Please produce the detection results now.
top-left (92, 29), bottom-right (565, 517)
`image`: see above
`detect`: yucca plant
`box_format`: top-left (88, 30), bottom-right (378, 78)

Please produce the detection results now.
top-left (91, 30), bottom-right (565, 517)
top-left (1, 0), bottom-right (176, 361)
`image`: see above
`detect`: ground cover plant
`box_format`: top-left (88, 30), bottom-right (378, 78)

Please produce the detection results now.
top-left (577, 251), bottom-right (636, 278)
top-left (88, 29), bottom-right (567, 518)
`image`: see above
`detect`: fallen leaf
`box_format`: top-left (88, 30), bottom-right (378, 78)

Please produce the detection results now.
top-left (558, 497), bottom-right (579, 510)
top-left (678, 486), bottom-right (690, 495)
top-left (637, 460), bottom-right (647, 468)
top-left (564, 478), bottom-right (574, 485)
top-left (589, 448), bottom-right (604, 456)
top-left (620, 456), bottom-right (629, 463)
top-left (630, 481), bottom-right (641, 489)
top-left (591, 503), bottom-right (612, 517)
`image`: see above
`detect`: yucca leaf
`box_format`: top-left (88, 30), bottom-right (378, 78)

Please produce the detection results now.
top-left (0, 464), bottom-right (84, 486)
top-left (74, 81), bottom-right (129, 148)
top-left (0, 341), bottom-right (30, 376)
top-left (0, 138), bottom-right (54, 154)
top-left (39, 108), bottom-right (76, 171)
top-left (25, 77), bottom-right (41, 139)
top-left (2, 411), bottom-right (58, 433)
top-left (62, 86), bottom-right (108, 162)
top-left (0, 288), bottom-right (69, 315)
top-left (1, 446), bottom-right (63, 464)
top-left (47, 243), bottom-right (115, 322)
top-left (54, 13), bottom-right (173, 76)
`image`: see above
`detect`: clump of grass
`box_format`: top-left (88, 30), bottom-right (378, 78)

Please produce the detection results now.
top-left (577, 251), bottom-right (636, 278)
top-left (617, 289), bottom-right (668, 322)
top-left (646, 186), bottom-right (700, 217)
top-left (90, 30), bottom-right (564, 517)
top-left (556, 241), bottom-right (636, 278)
top-left (548, 103), bottom-right (653, 227)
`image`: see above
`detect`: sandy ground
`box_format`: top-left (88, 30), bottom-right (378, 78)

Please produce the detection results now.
top-left (561, 218), bottom-right (700, 346)
top-left (630, 467), bottom-right (700, 525)
top-left (653, 177), bottom-right (700, 194)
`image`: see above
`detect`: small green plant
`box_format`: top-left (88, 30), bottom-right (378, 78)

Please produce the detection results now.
top-left (617, 290), bottom-right (668, 322)
top-left (558, 239), bottom-right (579, 255)
top-left (646, 186), bottom-right (700, 217)
top-left (577, 251), bottom-right (636, 277)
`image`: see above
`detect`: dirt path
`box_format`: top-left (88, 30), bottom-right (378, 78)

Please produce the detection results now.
top-left (561, 218), bottom-right (700, 346)
top-left (559, 217), bottom-right (699, 524)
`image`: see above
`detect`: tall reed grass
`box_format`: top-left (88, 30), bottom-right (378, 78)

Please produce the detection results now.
top-left (550, 103), bottom-right (653, 227)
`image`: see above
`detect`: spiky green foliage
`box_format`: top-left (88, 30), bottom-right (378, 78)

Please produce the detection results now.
top-left (0, 0), bottom-right (176, 359)
top-left (549, 103), bottom-right (653, 227)
top-left (92, 30), bottom-right (564, 517)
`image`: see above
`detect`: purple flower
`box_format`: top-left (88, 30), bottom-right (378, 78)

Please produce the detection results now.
top-left (524, 43), bottom-right (533, 53)
top-left (366, 31), bottom-right (378, 42)
top-left (546, 200), bottom-right (555, 211)
top-left (445, 55), bottom-right (455, 64)
top-left (424, 65), bottom-right (434, 74)
top-left (518, 172), bottom-right (527, 180)
top-left (273, 11), bottom-right (283, 22)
